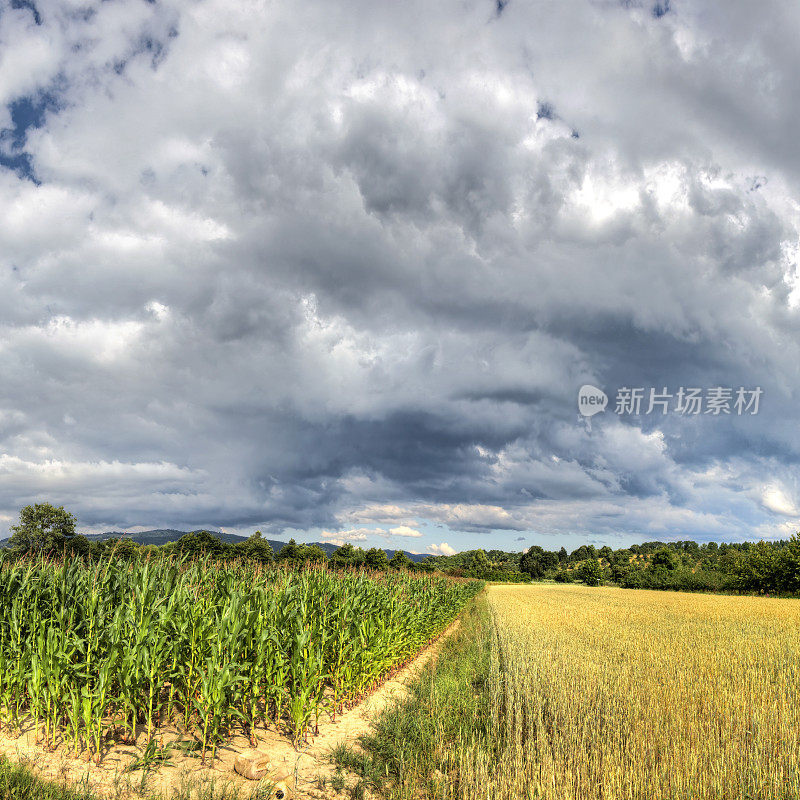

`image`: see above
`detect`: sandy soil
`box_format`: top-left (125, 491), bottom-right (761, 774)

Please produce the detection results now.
top-left (0, 619), bottom-right (459, 800)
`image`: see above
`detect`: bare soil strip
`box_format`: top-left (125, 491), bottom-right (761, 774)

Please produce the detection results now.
top-left (0, 618), bottom-right (460, 799)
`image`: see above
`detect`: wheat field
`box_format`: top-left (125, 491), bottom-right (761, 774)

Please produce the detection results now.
top-left (458, 584), bottom-right (800, 800)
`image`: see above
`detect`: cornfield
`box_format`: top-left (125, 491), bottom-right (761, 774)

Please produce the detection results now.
top-left (0, 554), bottom-right (481, 763)
top-left (457, 584), bottom-right (800, 800)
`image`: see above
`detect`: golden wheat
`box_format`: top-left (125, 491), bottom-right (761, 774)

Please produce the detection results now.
top-left (459, 584), bottom-right (800, 800)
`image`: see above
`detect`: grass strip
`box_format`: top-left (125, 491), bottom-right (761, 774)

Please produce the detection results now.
top-left (0, 754), bottom-right (253, 800)
top-left (0, 755), bottom-right (102, 800)
top-left (331, 594), bottom-right (496, 799)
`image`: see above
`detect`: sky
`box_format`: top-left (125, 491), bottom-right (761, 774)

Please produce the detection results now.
top-left (1, 0), bottom-right (800, 555)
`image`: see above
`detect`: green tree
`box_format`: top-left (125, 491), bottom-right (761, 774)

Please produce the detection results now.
top-left (176, 530), bottom-right (227, 558)
top-left (106, 537), bottom-right (142, 560)
top-left (235, 531), bottom-right (275, 564)
top-left (466, 550), bottom-right (491, 577)
top-left (715, 547), bottom-right (741, 576)
top-left (619, 564), bottom-right (645, 588)
top-left (577, 558), bottom-right (603, 586)
top-left (651, 548), bottom-right (678, 570)
top-left (302, 544), bottom-right (327, 564)
top-left (569, 544), bottom-right (597, 563)
top-left (554, 567), bottom-right (573, 583)
top-left (365, 548), bottom-right (390, 571)
top-left (778, 535), bottom-right (800, 594)
top-left (610, 558), bottom-right (634, 584)
top-left (389, 550), bottom-right (412, 571)
top-left (277, 538), bottom-right (300, 562)
top-left (65, 533), bottom-right (92, 559)
top-left (733, 540), bottom-right (776, 593)
top-left (329, 543), bottom-right (366, 569)
top-left (9, 503), bottom-right (77, 553)
top-left (520, 546), bottom-right (559, 579)
top-left (610, 548), bottom-right (631, 565)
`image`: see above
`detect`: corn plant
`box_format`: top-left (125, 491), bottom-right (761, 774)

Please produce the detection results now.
top-left (0, 551), bottom-right (481, 762)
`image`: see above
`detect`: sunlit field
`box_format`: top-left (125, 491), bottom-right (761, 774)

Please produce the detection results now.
top-left (460, 584), bottom-right (800, 800)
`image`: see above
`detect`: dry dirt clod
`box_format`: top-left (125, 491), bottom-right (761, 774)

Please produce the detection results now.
top-left (234, 748), bottom-right (276, 781)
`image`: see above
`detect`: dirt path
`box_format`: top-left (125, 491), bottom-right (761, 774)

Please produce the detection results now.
top-left (0, 619), bottom-right (460, 800)
top-left (303, 617), bottom-right (460, 757)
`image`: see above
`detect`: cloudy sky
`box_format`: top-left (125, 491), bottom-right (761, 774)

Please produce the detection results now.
top-left (1, 0), bottom-right (799, 554)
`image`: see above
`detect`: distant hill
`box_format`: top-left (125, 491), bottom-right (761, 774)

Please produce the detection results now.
top-left (10, 528), bottom-right (429, 562)
top-left (83, 529), bottom-right (249, 546)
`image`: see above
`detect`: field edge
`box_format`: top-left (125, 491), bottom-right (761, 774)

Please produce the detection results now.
top-left (330, 593), bottom-right (495, 799)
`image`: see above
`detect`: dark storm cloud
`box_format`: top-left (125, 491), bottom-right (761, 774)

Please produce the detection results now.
top-left (0, 0), bottom-right (799, 548)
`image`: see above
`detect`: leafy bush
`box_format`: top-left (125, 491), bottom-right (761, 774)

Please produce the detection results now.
top-left (577, 559), bottom-right (603, 586)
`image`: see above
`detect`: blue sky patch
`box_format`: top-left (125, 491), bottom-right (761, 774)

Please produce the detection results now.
top-left (537, 101), bottom-right (555, 120)
top-left (10, 0), bottom-right (42, 25)
top-left (0, 91), bottom-right (61, 181)
top-left (652, 0), bottom-right (670, 18)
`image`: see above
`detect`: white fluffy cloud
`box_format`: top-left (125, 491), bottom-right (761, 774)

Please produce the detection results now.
top-left (388, 525), bottom-right (423, 538)
top-left (321, 525), bottom-right (423, 547)
top-left (761, 486), bottom-right (800, 518)
top-left (320, 528), bottom-right (371, 547)
top-left (428, 543), bottom-right (457, 557)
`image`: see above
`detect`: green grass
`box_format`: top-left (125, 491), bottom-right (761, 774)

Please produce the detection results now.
top-left (330, 595), bottom-right (496, 799)
top-left (0, 754), bottom-right (253, 800)
top-left (0, 755), bottom-right (101, 800)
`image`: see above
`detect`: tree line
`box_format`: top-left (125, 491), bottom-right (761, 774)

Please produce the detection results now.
top-left (519, 538), bottom-right (800, 595)
top-left (7, 502), bottom-right (800, 594)
top-left (2, 503), bottom-right (435, 573)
